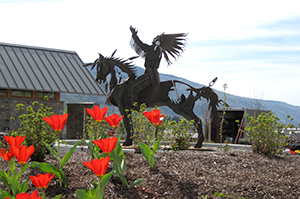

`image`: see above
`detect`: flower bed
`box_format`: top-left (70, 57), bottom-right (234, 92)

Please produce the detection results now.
top-left (1, 104), bottom-right (298, 199)
top-left (1, 150), bottom-right (299, 198)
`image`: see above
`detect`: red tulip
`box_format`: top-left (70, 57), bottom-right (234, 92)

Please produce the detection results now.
top-left (93, 137), bottom-right (118, 154)
top-left (105, 114), bottom-right (124, 129)
top-left (15, 190), bottom-right (42, 199)
top-left (87, 106), bottom-right (108, 122)
top-left (29, 172), bottom-right (55, 190)
top-left (43, 113), bottom-right (68, 133)
top-left (0, 149), bottom-right (14, 161)
top-left (143, 109), bottom-right (165, 126)
top-left (83, 156), bottom-right (110, 178)
top-left (11, 145), bottom-right (35, 166)
top-left (4, 135), bottom-right (25, 148)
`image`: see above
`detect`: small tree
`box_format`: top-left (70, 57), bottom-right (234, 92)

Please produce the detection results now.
top-left (219, 83), bottom-right (228, 143)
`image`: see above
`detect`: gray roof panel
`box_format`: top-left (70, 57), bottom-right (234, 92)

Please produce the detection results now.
top-left (14, 47), bottom-right (42, 90)
top-left (28, 49), bottom-right (60, 91)
top-left (0, 42), bottom-right (104, 95)
top-left (0, 51), bottom-right (14, 88)
top-left (70, 54), bottom-right (101, 94)
top-left (22, 48), bottom-right (52, 91)
top-left (0, 46), bottom-right (23, 89)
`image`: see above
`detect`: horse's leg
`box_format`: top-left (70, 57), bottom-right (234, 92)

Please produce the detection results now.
top-left (167, 98), bottom-right (204, 148)
top-left (181, 112), bottom-right (204, 148)
top-left (120, 108), bottom-right (133, 146)
top-left (194, 118), bottom-right (204, 148)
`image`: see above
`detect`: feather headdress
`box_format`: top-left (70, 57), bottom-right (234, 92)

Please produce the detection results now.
top-left (130, 27), bottom-right (188, 65)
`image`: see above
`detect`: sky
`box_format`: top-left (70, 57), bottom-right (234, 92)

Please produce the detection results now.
top-left (1, 0), bottom-right (300, 106)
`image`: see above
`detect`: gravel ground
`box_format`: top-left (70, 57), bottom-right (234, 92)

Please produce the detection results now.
top-left (0, 149), bottom-right (299, 199)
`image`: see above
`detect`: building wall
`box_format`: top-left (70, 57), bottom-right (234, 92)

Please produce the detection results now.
top-left (0, 97), bottom-right (64, 132)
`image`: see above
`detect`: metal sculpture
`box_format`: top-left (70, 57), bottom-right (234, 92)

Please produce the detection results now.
top-left (84, 26), bottom-right (221, 147)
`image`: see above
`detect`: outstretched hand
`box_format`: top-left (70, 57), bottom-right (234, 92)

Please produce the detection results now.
top-left (130, 26), bottom-right (137, 35)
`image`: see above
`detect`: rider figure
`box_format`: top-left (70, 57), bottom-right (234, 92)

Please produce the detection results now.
top-left (129, 26), bottom-right (187, 105)
top-left (130, 26), bottom-right (162, 87)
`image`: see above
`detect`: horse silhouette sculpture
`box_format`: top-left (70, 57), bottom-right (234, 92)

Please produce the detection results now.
top-left (85, 26), bottom-right (222, 147)
top-left (84, 50), bottom-right (221, 147)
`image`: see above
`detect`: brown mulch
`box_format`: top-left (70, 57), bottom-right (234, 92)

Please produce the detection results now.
top-left (1, 149), bottom-right (299, 199)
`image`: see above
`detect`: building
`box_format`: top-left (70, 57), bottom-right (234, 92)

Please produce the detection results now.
top-left (0, 42), bottom-right (104, 132)
top-left (209, 108), bottom-right (271, 144)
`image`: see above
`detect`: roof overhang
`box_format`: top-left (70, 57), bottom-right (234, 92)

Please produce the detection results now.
top-left (0, 42), bottom-right (104, 96)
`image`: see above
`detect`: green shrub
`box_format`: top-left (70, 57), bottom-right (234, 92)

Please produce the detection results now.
top-left (11, 101), bottom-right (57, 161)
top-left (127, 103), bottom-right (154, 147)
top-left (84, 116), bottom-right (110, 140)
top-left (245, 111), bottom-right (289, 155)
top-left (167, 118), bottom-right (195, 150)
top-left (126, 104), bottom-right (169, 149)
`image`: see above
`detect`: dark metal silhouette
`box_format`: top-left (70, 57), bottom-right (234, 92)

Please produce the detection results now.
top-left (84, 27), bottom-right (222, 147)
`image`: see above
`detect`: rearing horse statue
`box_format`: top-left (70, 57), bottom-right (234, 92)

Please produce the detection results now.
top-left (85, 26), bottom-right (222, 147)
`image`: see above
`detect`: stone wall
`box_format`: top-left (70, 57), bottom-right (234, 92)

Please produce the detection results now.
top-left (66, 102), bottom-right (100, 139)
top-left (0, 97), bottom-right (64, 132)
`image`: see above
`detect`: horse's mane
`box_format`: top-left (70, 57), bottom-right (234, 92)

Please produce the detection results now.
top-left (103, 56), bottom-right (138, 79)
top-left (84, 50), bottom-right (138, 79)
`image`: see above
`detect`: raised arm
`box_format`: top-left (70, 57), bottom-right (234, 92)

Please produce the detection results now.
top-left (130, 26), bottom-right (152, 56)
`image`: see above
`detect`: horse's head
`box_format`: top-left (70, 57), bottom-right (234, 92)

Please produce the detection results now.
top-left (95, 54), bottom-right (111, 84)
top-left (85, 50), bottom-right (138, 93)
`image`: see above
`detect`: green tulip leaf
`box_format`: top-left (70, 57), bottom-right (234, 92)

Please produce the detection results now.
top-left (129, 178), bottom-right (145, 188)
top-left (81, 139), bottom-right (100, 159)
top-left (76, 189), bottom-right (92, 199)
top-left (0, 171), bottom-right (10, 189)
top-left (138, 142), bottom-right (155, 167)
top-left (11, 174), bottom-right (19, 195)
top-left (60, 141), bottom-right (82, 168)
top-left (153, 134), bottom-right (163, 152)
top-left (101, 170), bottom-right (115, 189)
top-left (43, 141), bottom-right (59, 161)
top-left (10, 159), bottom-right (15, 175)
top-left (0, 190), bottom-right (12, 199)
top-left (18, 176), bottom-right (29, 193)
top-left (53, 194), bottom-right (62, 199)
top-left (88, 181), bottom-right (98, 197)
top-left (30, 162), bottom-right (61, 178)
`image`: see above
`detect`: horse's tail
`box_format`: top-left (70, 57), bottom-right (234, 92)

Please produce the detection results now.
top-left (196, 86), bottom-right (222, 127)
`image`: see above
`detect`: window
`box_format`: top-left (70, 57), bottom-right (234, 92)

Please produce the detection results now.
top-left (0, 89), bottom-right (6, 96)
top-left (12, 90), bottom-right (32, 97)
top-left (36, 91), bottom-right (55, 99)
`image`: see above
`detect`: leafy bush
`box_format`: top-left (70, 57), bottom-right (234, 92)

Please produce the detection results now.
top-left (127, 104), bottom-right (169, 147)
top-left (85, 116), bottom-right (110, 140)
top-left (126, 103), bottom-right (153, 147)
top-left (167, 118), bottom-right (195, 150)
top-left (11, 101), bottom-right (57, 161)
top-left (245, 111), bottom-right (290, 155)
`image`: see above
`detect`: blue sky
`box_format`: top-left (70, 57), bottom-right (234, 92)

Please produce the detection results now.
top-left (1, 0), bottom-right (300, 106)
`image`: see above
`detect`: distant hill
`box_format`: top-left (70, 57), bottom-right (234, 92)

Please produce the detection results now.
top-left (61, 67), bottom-right (300, 125)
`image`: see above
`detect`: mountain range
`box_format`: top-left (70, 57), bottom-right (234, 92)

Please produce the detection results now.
top-left (61, 67), bottom-right (300, 125)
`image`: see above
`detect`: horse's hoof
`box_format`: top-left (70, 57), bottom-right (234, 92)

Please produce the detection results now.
top-left (194, 142), bottom-right (202, 148)
top-left (122, 140), bottom-right (132, 146)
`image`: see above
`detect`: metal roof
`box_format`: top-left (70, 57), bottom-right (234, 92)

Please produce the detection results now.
top-left (0, 42), bottom-right (104, 95)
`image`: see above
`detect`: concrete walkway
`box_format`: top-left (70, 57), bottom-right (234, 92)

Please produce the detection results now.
top-left (54, 140), bottom-right (252, 153)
